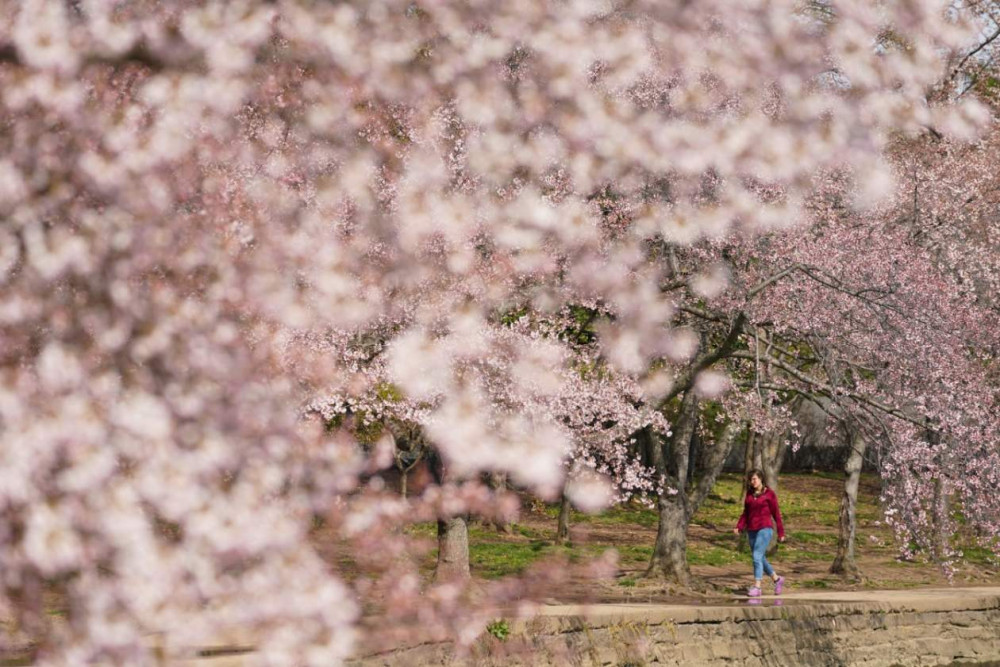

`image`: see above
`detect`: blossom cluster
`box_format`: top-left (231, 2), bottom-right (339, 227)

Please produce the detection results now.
top-left (0, 0), bottom-right (989, 662)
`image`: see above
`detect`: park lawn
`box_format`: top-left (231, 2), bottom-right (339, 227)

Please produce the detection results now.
top-left (399, 472), bottom-right (1000, 600)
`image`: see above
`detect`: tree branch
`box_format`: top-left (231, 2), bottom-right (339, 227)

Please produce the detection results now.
top-left (657, 312), bottom-right (747, 408)
top-left (730, 350), bottom-right (926, 428)
top-left (687, 419), bottom-right (740, 517)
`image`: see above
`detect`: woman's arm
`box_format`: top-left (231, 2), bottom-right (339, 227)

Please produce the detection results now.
top-left (734, 495), bottom-right (749, 533)
top-left (768, 490), bottom-right (785, 540)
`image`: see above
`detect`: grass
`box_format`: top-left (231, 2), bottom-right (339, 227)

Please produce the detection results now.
top-left (399, 472), bottom-right (999, 590)
top-left (542, 502), bottom-right (659, 529)
top-left (688, 546), bottom-right (742, 567)
top-left (485, 619), bottom-right (511, 641)
top-left (959, 546), bottom-right (999, 566)
top-left (787, 531), bottom-right (838, 545)
top-left (410, 522), bottom-right (617, 579)
top-left (471, 542), bottom-right (546, 579)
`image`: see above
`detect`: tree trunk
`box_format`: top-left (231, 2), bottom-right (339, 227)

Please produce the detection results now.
top-left (646, 493), bottom-right (692, 586)
top-left (646, 390), bottom-right (741, 588)
top-left (429, 450), bottom-right (471, 582)
top-left (646, 412), bottom-right (740, 586)
top-left (760, 430), bottom-right (787, 495)
top-left (555, 489), bottom-right (571, 545)
top-left (646, 396), bottom-right (698, 584)
top-left (435, 516), bottom-right (471, 582)
top-left (687, 427), bottom-right (701, 484)
top-left (760, 430), bottom-right (788, 556)
top-left (831, 430), bottom-right (867, 576)
top-left (743, 430), bottom-right (764, 480)
top-left (743, 430), bottom-right (756, 482)
top-left (931, 476), bottom-right (949, 563)
top-left (488, 471), bottom-right (513, 534)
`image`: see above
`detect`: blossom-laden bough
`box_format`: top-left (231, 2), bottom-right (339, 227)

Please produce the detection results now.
top-left (0, 0), bottom-right (993, 663)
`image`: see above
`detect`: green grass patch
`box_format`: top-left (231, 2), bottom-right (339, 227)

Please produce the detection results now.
top-left (863, 578), bottom-right (927, 589)
top-left (688, 546), bottom-right (742, 567)
top-left (542, 501), bottom-right (659, 529)
top-left (405, 522), bottom-right (437, 539)
top-left (958, 546), bottom-right (999, 565)
top-left (616, 544), bottom-right (654, 563)
top-left (469, 541), bottom-right (546, 578)
top-left (781, 547), bottom-right (830, 562)
top-left (618, 577), bottom-right (638, 588)
top-left (787, 531), bottom-right (837, 545)
top-left (485, 619), bottom-right (511, 641)
top-left (798, 578), bottom-right (832, 589)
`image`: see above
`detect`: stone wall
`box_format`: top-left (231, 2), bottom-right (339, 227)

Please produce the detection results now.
top-left (353, 588), bottom-right (1000, 667)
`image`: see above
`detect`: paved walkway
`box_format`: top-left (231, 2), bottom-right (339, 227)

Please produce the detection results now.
top-left (534, 584), bottom-right (1000, 618)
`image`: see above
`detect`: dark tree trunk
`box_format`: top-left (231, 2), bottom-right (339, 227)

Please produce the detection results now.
top-left (646, 395), bottom-right (699, 584)
top-left (831, 430), bottom-right (867, 577)
top-left (931, 476), bottom-right (949, 563)
top-left (435, 516), bottom-right (471, 582)
top-left (686, 427), bottom-right (701, 484)
top-left (646, 395), bottom-right (739, 587)
top-left (760, 429), bottom-right (788, 555)
top-left (743, 430), bottom-right (754, 481)
top-left (429, 450), bottom-right (471, 582)
top-left (743, 429), bottom-right (764, 482)
top-left (555, 489), bottom-right (571, 545)
top-left (392, 427), bottom-right (425, 499)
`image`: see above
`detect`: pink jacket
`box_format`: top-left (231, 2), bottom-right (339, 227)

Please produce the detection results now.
top-left (736, 488), bottom-right (785, 538)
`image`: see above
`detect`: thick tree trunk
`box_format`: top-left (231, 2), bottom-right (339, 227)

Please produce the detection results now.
top-left (831, 430), bottom-right (867, 576)
top-left (687, 427), bottom-right (701, 484)
top-left (646, 392), bottom-right (740, 587)
top-left (555, 489), bottom-right (571, 545)
top-left (646, 395), bottom-right (697, 584)
top-left (429, 450), bottom-right (471, 582)
top-left (435, 516), bottom-right (471, 582)
top-left (488, 471), bottom-right (513, 534)
top-left (760, 430), bottom-right (787, 495)
top-left (646, 414), bottom-right (740, 586)
top-left (743, 430), bottom-right (765, 481)
top-left (647, 395), bottom-right (698, 585)
top-left (646, 493), bottom-right (692, 586)
top-left (392, 427), bottom-right (425, 499)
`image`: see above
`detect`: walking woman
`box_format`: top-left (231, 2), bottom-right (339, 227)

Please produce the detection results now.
top-left (733, 469), bottom-right (785, 596)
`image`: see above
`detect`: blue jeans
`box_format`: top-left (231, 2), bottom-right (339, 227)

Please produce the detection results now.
top-left (748, 528), bottom-right (775, 580)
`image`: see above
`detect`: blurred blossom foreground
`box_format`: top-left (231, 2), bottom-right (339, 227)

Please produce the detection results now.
top-left (0, 1), bottom-right (998, 665)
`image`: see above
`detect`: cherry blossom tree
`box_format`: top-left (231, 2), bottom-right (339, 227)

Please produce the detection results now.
top-left (0, 0), bottom-right (990, 662)
top-left (659, 154), bottom-right (1000, 578)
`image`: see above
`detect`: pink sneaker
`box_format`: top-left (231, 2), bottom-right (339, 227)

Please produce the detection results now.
top-left (747, 586), bottom-right (761, 597)
top-left (774, 576), bottom-right (785, 595)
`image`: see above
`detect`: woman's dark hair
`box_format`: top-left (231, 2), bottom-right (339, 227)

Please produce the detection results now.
top-left (746, 468), bottom-right (766, 494)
